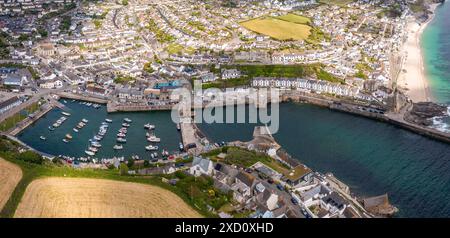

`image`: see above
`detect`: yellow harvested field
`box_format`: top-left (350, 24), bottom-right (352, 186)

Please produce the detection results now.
top-left (14, 178), bottom-right (202, 218)
top-left (0, 158), bottom-right (22, 211)
top-left (276, 14), bottom-right (311, 24)
top-left (240, 18), bottom-right (311, 41)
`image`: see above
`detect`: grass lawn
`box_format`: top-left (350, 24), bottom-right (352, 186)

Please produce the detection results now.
top-left (166, 43), bottom-right (184, 55)
top-left (240, 17), bottom-right (311, 41)
top-left (319, 0), bottom-right (354, 7)
top-left (0, 102), bottom-right (40, 132)
top-left (275, 13), bottom-right (311, 24)
top-left (166, 43), bottom-right (196, 55)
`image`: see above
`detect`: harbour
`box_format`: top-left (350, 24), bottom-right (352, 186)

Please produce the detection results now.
top-left (17, 100), bottom-right (183, 161)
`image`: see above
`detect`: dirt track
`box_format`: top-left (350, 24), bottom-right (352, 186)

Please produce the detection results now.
top-left (0, 158), bottom-right (22, 211)
top-left (14, 177), bottom-right (201, 218)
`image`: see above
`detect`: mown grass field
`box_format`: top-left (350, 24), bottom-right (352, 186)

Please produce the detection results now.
top-left (14, 177), bottom-right (201, 218)
top-left (0, 158), bottom-right (22, 211)
top-left (275, 13), bottom-right (311, 24)
top-left (240, 17), bottom-right (312, 41)
top-left (319, 0), bottom-right (354, 7)
top-left (0, 137), bottom-right (225, 218)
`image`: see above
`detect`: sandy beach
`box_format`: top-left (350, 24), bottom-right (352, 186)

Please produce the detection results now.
top-left (398, 3), bottom-right (440, 103)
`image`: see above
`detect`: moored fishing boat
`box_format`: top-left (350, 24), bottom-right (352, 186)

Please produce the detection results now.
top-left (122, 123), bottom-right (130, 127)
top-left (145, 145), bottom-right (158, 151)
top-left (124, 118), bottom-right (132, 123)
top-left (91, 142), bottom-right (102, 148)
top-left (62, 139), bottom-right (69, 143)
top-left (81, 118), bottom-right (88, 123)
top-left (73, 128), bottom-right (79, 132)
top-left (89, 147), bottom-right (98, 152)
top-left (117, 137), bottom-right (127, 143)
top-left (147, 135), bottom-right (161, 143)
top-left (179, 142), bottom-right (184, 151)
top-left (113, 144), bottom-right (123, 150)
top-left (85, 150), bottom-right (95, 156)
top-left (105, 119), bottom-right (112, 123)
top-left (117, 132), bottom-right (126, 137)
top-left (40, 136), bottom-right (46, 140)
top-left (48, 126), bottom-right (55, 131)
top-left (65, 134), bottom-right (73, 140)
top-left (144, 123), bottom-right (155, 130)
top-left (61, 112), bottom-right (71, 116)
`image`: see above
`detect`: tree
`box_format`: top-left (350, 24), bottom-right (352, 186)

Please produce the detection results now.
top-left (127, 159), bottom-right (134, 169)
top-left (119, 163), bottom-right (129, 176)
top-left (16, 151), bottom-right (43, 164)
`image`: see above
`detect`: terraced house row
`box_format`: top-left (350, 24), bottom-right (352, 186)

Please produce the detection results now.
top-left (251, 77), bottom-right (360, 98)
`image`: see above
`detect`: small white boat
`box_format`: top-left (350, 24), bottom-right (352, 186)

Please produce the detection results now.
top-left (73, 128), bottom-right (79, 132)
top-left (117, 138), bottom-right (127, 143)
top-left (91, 142), bottom-right (102, 148)
top-left (122, 123), bottom-right (130, 127)
top-left (81, 118), bottom-right (88, 123)
top-left (61, 112), bottom-right (71, 116)
top-left (48, 126), bottom-right (55, 131)
top-left (147, 135), bottom-right (161, 143)
top-left (85, 150), bottom-right (95, 156)
top-left (124, 118), bottom-right (132, 123)
top-left (94, 135), bottom-right (102, 141)
top-left (40, 136), bottom-right (46, 140)
top-left (65, 134), bottom-right (73, 140)
top-left (62, 139), bottom-right (69, 143)
top-left (89, 147), bottom-right (98, 152)
top-left (117, 133), bottom-right (126, 137)
top-left (105, 119), bottom-right (112, 123)
top-left (144, 123), bottom-right (155, 130)
top-left (177, 123), bottom-right (181, 131)
top-left (145, 145), bottom-right (158, 151)
top-left (179, 142), bottom-right (184, 151)
top-left (113, 144), bottom-right (123, 150)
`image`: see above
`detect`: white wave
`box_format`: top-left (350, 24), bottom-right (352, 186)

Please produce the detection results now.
top-left (430, 106), bottom-right (450, 133)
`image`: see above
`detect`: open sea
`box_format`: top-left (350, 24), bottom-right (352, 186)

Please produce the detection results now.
top-left (421, 2), bottom-right (450, 131)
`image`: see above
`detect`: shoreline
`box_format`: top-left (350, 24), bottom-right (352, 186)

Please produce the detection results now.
top-left (399, 3), bottom-right (441, 103)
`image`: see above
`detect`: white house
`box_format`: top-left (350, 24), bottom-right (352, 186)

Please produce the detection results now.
top-left (189, 157), bottom-right (214, 177)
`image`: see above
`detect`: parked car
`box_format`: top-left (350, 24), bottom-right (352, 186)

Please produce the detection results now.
top-left (291, 197), bottom-right (299, 205)
top-left (276, 184), bottom-right (284, 191)
top-left (267, 178), bottom-right (274, 184)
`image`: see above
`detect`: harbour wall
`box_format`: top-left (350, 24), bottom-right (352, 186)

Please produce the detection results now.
top-left (57, 92), bottom-right (108, 104)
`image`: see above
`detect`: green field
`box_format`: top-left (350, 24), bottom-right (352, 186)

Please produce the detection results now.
top-left (275, 13), bottom-right (311, 24)
top-left (319, 0), bottom-right (354, 7)
top-left (240, 17), bottom-right (312, 41)
top-left (0, 102), bottom-right (40, 132)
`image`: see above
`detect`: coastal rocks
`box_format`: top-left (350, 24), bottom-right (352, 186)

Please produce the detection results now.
top-left (404, 102), bottom-right (448, 126)
top-left (361, 194), bottom-right (398, 218)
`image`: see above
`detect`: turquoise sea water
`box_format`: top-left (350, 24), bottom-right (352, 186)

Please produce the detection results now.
top-left (421, 2), bottom-right (450, 129)
top-left (17, 100), bottom-right (181, 159)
